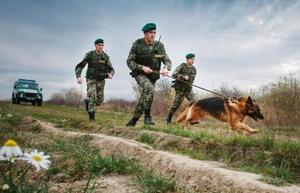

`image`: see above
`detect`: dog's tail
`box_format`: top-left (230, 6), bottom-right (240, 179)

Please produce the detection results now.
top-left (176, 106), bottom-right (190, 123)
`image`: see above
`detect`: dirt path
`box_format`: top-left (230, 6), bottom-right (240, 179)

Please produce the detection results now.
top-left (48, 175), bottom-right (140, 193)
top-left (36, 119), bottom-right (300, 193)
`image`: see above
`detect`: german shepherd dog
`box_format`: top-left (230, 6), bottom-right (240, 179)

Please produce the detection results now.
top-left (176, 96), bottom-right (264, 134)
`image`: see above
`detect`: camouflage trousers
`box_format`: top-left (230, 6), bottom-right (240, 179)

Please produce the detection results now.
top-left (86, 79), bottom-right (105, 113)
top-left (168, 89), bottom-right (194, 115)
top-left (133, 75), bottom-right (156, 118)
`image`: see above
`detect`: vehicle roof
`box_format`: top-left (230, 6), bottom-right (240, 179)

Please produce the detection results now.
top-left (16, 79), bottom-right (36, 83)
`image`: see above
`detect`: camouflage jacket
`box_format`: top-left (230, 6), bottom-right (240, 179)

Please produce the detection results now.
top-left (172, 63), bottom-right (197, 91)
top-left (127, 38), bottom-right (171, 80)
top-left (75, 50), bottom-right (115, 80)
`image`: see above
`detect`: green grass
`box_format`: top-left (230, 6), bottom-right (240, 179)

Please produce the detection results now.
top-left (47, 167), bottom-right (62, 175)
top-left (0, 113), bottom-right (177, 193)
top-left (1, 101), bottom-right (300, 186)
top-left (138, 133), bottom-right (156, 144)
top-left (162, 131), bottom-right (300, 185)
top-left (143, 126), bottom-right (300, 185)
top-left (47, 135), bottom-right (176, 192)
top-left (135, 170), bottom-right (176, 193)
top-left (48, 135), bottom-right (134, 176)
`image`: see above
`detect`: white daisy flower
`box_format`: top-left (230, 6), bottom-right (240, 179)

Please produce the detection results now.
top-left (0, 139), bottom-right (23, 158)
top-left (23, 150), bottom-right (51, 171)
top-left (7, 113), bottom-right (13, 118)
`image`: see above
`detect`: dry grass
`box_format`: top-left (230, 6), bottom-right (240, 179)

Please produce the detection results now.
top-left (260, 74), bottom-right (300, 129)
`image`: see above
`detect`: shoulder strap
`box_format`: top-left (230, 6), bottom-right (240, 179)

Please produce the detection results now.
top-left (87, 50), bottom-right (94, 58)
top-left (135, 39), bottom-right (143, 55)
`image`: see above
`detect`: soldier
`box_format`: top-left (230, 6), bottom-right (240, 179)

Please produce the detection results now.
top-left (166, 53), bottom-right (197, 124)
top-left (126, 23), bottom-right (172, 126)
top-left (75, 38), bottom-right (115, 121)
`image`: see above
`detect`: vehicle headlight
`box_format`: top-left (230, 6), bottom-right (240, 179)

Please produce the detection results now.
top-left (20, 93), bottom-right (24, 97)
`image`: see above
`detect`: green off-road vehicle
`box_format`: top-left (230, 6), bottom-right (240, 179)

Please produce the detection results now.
top-left (12, 79), bottom-right (43, 106)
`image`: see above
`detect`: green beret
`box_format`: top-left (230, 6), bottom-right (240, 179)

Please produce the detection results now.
top-left (94, 38), bottom-right (104, 44)
top-left (142, 23), bottom-right (156, 32)
top-left (186, 53), bottom-right (195, 59)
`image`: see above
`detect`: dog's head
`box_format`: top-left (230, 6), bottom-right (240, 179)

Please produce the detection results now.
top-left (244, 96), bottom-right (264, 121)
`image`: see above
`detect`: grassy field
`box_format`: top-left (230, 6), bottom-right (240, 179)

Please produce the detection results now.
top-left (0, 103), bottom-right (178, 193)
top-left (0, 101), bottom-right (299, 186)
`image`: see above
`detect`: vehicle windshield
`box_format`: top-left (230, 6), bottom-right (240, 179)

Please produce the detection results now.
top-left (18, 82), bottom-right (39, 90)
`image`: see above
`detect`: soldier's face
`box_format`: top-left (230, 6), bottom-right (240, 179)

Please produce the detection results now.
top-left (187, 58), bottom-right (195, 65)
top-left (144, 30), bottom-right (156, 43)
top-left (95, 43), bottom-right (104, 52)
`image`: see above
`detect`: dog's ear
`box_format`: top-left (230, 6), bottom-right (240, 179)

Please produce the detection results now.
top-left (246, 96), bottom-right (253, 106)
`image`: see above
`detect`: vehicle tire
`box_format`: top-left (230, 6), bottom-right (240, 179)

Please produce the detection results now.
top-left (32, 101), bottom-right (36, 106)
top-left (37, 100), bottom-right (42, 106)
top-left (12, 97), bottom-right (16, 104)
top-left (16, 97), bottom-right (20, 104)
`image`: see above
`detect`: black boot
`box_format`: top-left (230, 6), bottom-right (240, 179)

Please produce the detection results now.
top-left (126, 117), bottom-right (139, 127)
top-left (84, 98), bottom-right (90, 112)
top-left (166, 113), bottom-right (173, 125)
top-left (144, 110), bottom-right (155, 125)
top-left (144, 116), bottom-right (154, 125)
top-left (88, 112), bottom-right (95, 122)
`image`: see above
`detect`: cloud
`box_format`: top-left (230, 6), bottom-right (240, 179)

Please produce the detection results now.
top-left (0, 0), bottom-right (299, 100)
top-left (279, 59), bottom-right (300, 73)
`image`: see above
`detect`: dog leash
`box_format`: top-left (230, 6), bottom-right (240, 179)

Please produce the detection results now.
top-left (150, 70), bottom-right (225, 98)
top-left (164, 74), bottom-right (224, 97)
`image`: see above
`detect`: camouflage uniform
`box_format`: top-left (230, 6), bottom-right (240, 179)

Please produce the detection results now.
top-left (168, 62), bottom-right (197, 116)
top-left (75, 50), bottom-right (114, 113)
top-left (127, 38), bottom-right (171, 123)
top-left (86, 79), bottom-right (105, 112)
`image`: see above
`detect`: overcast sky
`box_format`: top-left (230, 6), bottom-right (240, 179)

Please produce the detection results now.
top-left (0, 0), bottom-right (299, 100)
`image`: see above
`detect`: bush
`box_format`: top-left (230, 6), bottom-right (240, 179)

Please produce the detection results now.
top-left (47, 87), bottom-right (81, 107)
top-left (259, 74), bottom-right (300, 128)
top-left (102, 98), bottom-right (136, 112)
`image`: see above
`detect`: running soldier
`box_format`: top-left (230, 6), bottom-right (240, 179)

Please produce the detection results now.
top-left (126, 23), bottom-right (172, 126)
top-left (75, 38), bottom-right (115, 121)
top-left (166, 53), bottom-right (197, 124)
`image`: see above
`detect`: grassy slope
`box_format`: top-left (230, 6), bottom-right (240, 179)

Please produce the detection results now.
top-left (0, 101), bottom-right (299, 186)
top-left (0, 103), bottom-right (177, 193)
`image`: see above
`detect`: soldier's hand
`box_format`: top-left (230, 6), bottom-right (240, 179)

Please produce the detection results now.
top-left (142, 66), bottom-right (153, 74)
top-left (183, 76), bottom-right (189, 80)
top-left (108, 73), bottom-right (113, 79)
top-left (161, 68), bottom-right (168, 76)
top-left (77, 77), bottom-right (83, 84)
